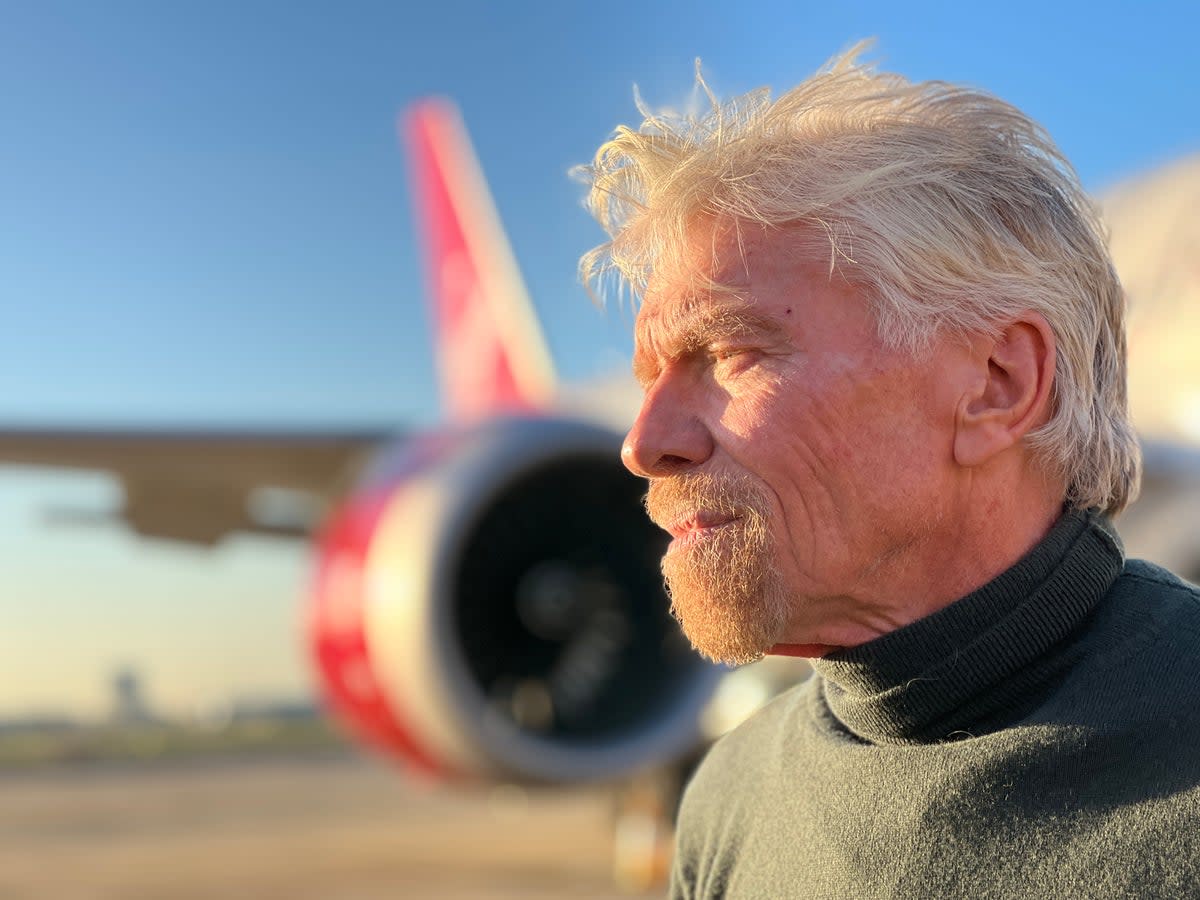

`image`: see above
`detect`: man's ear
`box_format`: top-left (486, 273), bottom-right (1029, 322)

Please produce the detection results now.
top-left (954, 314), bottom-right (1056, 468)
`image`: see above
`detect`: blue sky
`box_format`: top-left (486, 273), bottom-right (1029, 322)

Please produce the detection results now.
top-left (2, 1), bottom-right (1197, 716)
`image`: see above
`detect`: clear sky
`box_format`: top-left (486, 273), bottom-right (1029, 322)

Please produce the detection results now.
top-left (2, 1), bottom-right (1197, 717)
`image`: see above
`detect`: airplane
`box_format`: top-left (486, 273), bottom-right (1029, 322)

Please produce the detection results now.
top-left (2, 96), bottom-right (1198, 885)
top-left (1098, 152), bottom-right (1200, 584)
top-left (0, 99), bottom-right (738, 820)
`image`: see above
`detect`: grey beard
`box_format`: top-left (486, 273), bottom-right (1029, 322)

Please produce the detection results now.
top-left (647, 473), bottom-right (789, 665)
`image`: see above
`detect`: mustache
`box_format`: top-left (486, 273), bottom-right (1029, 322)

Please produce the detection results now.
top-left (644, 473), bottom-right (768, 531)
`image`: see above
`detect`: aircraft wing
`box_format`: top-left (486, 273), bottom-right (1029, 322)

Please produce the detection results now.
top-left (0, 101), bottom-right (558, 549)
top-left (0, 426), bottom-right (394, 544)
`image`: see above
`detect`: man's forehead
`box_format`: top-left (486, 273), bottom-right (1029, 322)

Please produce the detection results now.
top-left (636, 230), bottom-right (794, 332)
top-left (642, 219), bottom-right (756, 301)
top-left (631, 220), bottom-right (843, 355)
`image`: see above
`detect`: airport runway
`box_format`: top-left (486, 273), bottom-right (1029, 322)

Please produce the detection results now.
top-left (0, 753), bottom-right (658, 899)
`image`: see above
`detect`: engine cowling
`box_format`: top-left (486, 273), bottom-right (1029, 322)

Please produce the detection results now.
top-left (309, 416), bottom-right (721, 783)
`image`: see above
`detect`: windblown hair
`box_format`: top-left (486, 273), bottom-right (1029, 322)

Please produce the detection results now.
top-left (577, 43), bottom-right (1141, 516)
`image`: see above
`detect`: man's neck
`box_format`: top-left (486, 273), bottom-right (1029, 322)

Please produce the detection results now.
top-left (774, 482), bottom-right (1066, 656)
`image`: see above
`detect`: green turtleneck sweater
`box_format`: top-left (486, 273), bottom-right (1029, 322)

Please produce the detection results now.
top-left (670, 510), bottom-right (1200, 899)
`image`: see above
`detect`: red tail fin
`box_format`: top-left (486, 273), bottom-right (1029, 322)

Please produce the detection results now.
top-left (404, 99), bottom-right (557, 420)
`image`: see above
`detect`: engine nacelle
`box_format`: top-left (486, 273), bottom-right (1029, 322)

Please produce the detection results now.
top-left (309, 416), bottom-right (721, 783)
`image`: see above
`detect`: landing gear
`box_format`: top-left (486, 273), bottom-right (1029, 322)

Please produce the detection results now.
top-left (610, 751), bottom-right (705, 892)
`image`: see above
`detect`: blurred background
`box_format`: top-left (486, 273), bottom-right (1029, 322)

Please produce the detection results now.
top-left (1, 1), bottom-right (1197, 897)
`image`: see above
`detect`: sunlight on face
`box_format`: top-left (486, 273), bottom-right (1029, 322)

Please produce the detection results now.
top-left (626, 218), bottom-right (963, 660)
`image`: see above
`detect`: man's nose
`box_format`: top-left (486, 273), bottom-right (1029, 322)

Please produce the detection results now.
top-left (622, 374), bottom-right (714, 478)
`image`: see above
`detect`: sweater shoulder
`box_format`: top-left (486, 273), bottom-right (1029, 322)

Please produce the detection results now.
top-left (1120, 558), bottom-right (1200, 600)
top-left (1109, 558), bottom-right (1200, 646)
top-left (690, 674), bottom-right (816, 782)
top-left (677, 675), bottom-right (817, 823)
top-left (671, 676), bottom-right (821, 897)
top-left (1053, 558), bottom-right (1200, 723)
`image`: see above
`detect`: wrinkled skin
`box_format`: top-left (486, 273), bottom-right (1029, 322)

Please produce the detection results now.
top-left (624, 221), bottom-right (995, 663)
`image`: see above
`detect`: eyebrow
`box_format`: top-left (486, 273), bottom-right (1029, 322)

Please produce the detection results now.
top-left (632, 297), bottom-right (787, 386)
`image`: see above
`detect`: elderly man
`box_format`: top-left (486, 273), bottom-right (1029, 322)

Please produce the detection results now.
top-left (578, 47), bottom-right (1200, 897)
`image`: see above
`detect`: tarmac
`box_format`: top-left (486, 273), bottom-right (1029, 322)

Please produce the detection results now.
top-left (0, 753), bottom-right (658, 899)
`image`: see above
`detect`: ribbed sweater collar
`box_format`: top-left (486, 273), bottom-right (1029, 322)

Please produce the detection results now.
top-left (812, 509), bottom-right (1124, 745)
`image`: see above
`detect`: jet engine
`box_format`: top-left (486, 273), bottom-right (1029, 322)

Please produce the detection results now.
top-left (309, 416), bottom-right (721, 783)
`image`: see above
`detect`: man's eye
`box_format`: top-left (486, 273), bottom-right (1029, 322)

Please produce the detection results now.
top-left (711, 347), bottom-right (758, 374)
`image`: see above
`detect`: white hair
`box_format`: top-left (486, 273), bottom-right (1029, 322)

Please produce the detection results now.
top-left (578, 44), bottom-right (1140, 515)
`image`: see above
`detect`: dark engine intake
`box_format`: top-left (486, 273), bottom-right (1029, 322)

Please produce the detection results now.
top-left (310, 417), bottom-right (720, 783)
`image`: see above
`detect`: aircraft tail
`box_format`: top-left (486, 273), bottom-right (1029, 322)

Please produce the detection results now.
top-left (403, 99), bottom-right (557, 420)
